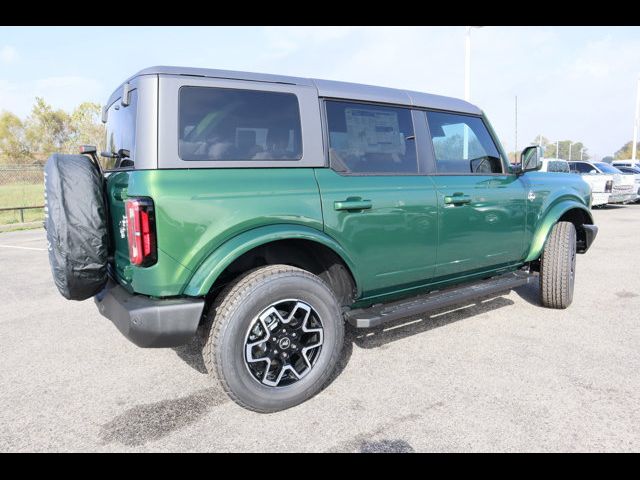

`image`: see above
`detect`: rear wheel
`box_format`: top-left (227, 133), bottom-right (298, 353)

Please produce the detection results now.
top-left (203, 265), bottom-right (344, 413)
top-left (539, 221), bottom-right (577, 309)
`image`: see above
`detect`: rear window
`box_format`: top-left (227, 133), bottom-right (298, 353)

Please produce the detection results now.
top-left (178, 86), bottom-right (302, 162)
top-left (103, 89), bottom-right (137, 170)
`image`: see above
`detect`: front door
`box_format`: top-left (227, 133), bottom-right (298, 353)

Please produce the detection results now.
top-left (424, 111), bottom-right (527, 279)
top-left (316, 100), bottom-right (438, 299)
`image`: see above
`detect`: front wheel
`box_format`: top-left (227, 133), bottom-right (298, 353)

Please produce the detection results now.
top-left (203, 265), bottom-right (344, 413)
top-left (539, 221), bottom-right (577, 309)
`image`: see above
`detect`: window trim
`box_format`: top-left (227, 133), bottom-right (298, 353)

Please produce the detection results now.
top-left (102, 88), bottom-right (138, 172)
top-left (322, 98), bottom-right (426, 177)
top-left (422, 109), bottom-right (509, 176)
top-left (177, 85), bottom-right (303, 163)
top-left (157, 75), bottom-right (323, 169)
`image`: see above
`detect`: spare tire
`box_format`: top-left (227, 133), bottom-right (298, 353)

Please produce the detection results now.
top-left (44, 154), bottom-right (109, 300)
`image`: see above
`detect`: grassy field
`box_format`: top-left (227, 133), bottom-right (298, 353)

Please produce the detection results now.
top-left (0, 183), bottom-right (44, 225)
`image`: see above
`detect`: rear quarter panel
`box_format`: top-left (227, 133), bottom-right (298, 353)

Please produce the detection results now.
top-left (116, 168), bottom-right (323, 296)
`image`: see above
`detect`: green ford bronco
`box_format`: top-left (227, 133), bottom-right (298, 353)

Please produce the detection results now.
top-left (44, 66), bottom-right (597, 412)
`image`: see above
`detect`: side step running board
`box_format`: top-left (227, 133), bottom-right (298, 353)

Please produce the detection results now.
top-left (344, 270), bottom-right (534, 328)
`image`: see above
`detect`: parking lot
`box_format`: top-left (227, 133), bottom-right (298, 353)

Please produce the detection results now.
top-left (1, 205), bottom-right (639, 452)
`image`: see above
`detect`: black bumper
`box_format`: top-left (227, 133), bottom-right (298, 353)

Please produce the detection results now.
top-left (94, 280), bottom-right (205, 348)
top-left (577, 224), bottom-right (598, 254)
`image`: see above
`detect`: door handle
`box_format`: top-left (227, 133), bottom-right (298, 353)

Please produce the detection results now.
top-left (334, 198), bottom-right (372, 211)
top-left (444, 194), bottom-right (471, 205)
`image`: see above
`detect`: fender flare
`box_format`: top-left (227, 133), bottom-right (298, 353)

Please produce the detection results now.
top-left (183, 224), bottom-right (359, 297)
top-left (525, 200), bottom-right (594, 262)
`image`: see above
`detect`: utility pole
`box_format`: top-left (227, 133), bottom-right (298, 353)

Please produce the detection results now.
top-left (633, 75), bottom-right (639, 161)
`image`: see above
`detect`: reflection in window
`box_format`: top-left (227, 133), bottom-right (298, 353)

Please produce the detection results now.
top-left (179, 87), bottom-right (302, 161)
top-left (426, 111), bottom-right (503, 174)
top-left (326, 101), bottom-right (418, 174)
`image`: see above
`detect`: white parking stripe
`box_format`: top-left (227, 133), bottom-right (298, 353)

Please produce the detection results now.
top-left (0, 245), bottom-right (47, 251)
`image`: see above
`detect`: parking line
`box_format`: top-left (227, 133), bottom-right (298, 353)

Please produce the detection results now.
top-left (0, 245), bottom-right (47, 251)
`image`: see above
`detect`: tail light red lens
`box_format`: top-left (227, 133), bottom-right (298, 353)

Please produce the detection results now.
top-left (125, 198), bottom-right (157, 267)
top-left (605, 180), bottom-right (613, 193)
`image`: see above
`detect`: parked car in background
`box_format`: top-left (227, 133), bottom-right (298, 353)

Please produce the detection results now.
top-left (614, 166), bottom-right (640, 201)
top-left (569, 161), bottom-right (636, 204)
top-left (567, 161), bottom-right (611, 207)
top-left (612, 159), bottom-right (640, 170)
top-left (540, 158), bottom-right (570, 173)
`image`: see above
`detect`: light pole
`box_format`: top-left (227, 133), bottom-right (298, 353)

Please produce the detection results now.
top-left (633, 75), bottom-right (639, 162)
top-left (556, 140), bottom-right (560, 159)
top-left (464, 26), bottom-right (484, 102)
top-left (464, 26), bottom-right (483, 160)
top-left (581, 147), bottom-right (584, 160)
top-left (568, 142), bottom-right (573, 161)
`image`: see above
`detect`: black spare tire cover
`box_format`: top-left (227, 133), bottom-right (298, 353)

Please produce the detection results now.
top-left (44, 154), bottom-right (109, 300)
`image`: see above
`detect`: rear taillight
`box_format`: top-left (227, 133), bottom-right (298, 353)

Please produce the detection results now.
top-left (605, 180), bottom-right (613, 193)
top-left (125, 197), bottom-right (157, 267)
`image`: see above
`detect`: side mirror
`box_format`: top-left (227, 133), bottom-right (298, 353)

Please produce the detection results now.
top-left (589, 169), bottom-right (597, 174)
top-left (520, 146), bottom-right (543, 172)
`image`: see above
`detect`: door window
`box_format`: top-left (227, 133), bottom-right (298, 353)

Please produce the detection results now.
top-left (325, 101), bottom-right (418, 174)
top-left (426, 111), bottom-right (503, 174)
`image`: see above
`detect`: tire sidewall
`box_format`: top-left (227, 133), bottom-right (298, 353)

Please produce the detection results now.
top-left (215, 272), bottom-right (343, 411)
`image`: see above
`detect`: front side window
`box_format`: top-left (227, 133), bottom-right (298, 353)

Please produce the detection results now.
top-left (426, 111), bottom-right (503, 174)
top-left (326, 101), bottom-right (418, 174)
top-left (571, 162), bottom-right (595, 174)
top-left (103, 89), bottom-right (137, 170)
top-left (595, 162), bottom-right (622, 174)
top-left (549, 160), bottom-right (569, 173)
top-left (179, 87), bottom-right (302, 161)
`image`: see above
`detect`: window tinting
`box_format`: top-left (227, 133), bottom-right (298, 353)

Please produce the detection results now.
top-left (103, 89), bottom-right (137, 170)
top-left (426, 111), bottom-right (503, 174)
top-left (570, 162), bottom-right (595, 174)
top-left (179, 87), bottom-right (302, 161)
top-left (326, 101), bottom-right (418, 174)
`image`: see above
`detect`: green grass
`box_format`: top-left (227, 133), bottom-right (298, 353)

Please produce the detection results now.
top-left (0, 183), bottom-right (45, 225)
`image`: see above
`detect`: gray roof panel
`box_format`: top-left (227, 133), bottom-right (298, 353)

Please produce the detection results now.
top-left (110, 65), bottom-right (483, 115)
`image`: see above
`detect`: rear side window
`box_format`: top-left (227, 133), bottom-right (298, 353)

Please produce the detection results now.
top-left (104, 89), bottom-right (137, 170)
top-left (548, 160), bottom-right (569, 173)
top-left (178, 86), bottom-right (302, 161)
top-left (426, 111), bottom-right (503, 174)
top-left (325, 101), bottom-right (418, 174)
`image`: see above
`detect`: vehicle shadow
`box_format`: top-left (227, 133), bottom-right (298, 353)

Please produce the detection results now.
top-left (512, 282), bottom-right (541, 306)
top-left (172, 334), bottom-right (207, 374)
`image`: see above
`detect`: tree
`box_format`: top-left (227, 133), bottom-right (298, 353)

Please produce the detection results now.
top-left (534, 137), bottom-right (589, 161)
top-left (602, 156), bottom-right (614, 164)
top-left (23, 97), bottom-right (73, 163)
top-left (66, 102), bottom-right (105, 153)
top-left (614, 141), bottom-right (640, 160)
top-left (0, 111), bottom-right (30, 164)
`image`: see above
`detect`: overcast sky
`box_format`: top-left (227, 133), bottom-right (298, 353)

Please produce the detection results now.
top-left (1, 26), bottom-right (638, 159)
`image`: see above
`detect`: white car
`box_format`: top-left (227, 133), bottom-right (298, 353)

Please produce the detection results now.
top-left (569, 161), bottom-right (637, 204)
top-left (612, 159), bottom-right (640, 170)
top-left (614, 165), bottom-right (640, 201)
top-left (567, 161), bottom-right (611, 207)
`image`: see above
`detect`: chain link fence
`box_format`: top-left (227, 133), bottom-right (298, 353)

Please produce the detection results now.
top-left (0, 165), bottom-right (45, 225)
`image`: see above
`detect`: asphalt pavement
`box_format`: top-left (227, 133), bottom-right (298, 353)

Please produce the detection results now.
top-left (0, 206), bottom-right (639, 452)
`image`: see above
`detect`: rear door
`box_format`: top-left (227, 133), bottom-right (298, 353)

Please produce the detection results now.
top-left (423, 111), bottom-right (527, 279)
top-left (315, 100), bottom-right (438, 299)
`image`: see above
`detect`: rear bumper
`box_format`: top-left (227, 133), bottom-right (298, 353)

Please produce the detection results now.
top-left (94, 279), bottom-right (205, 348)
